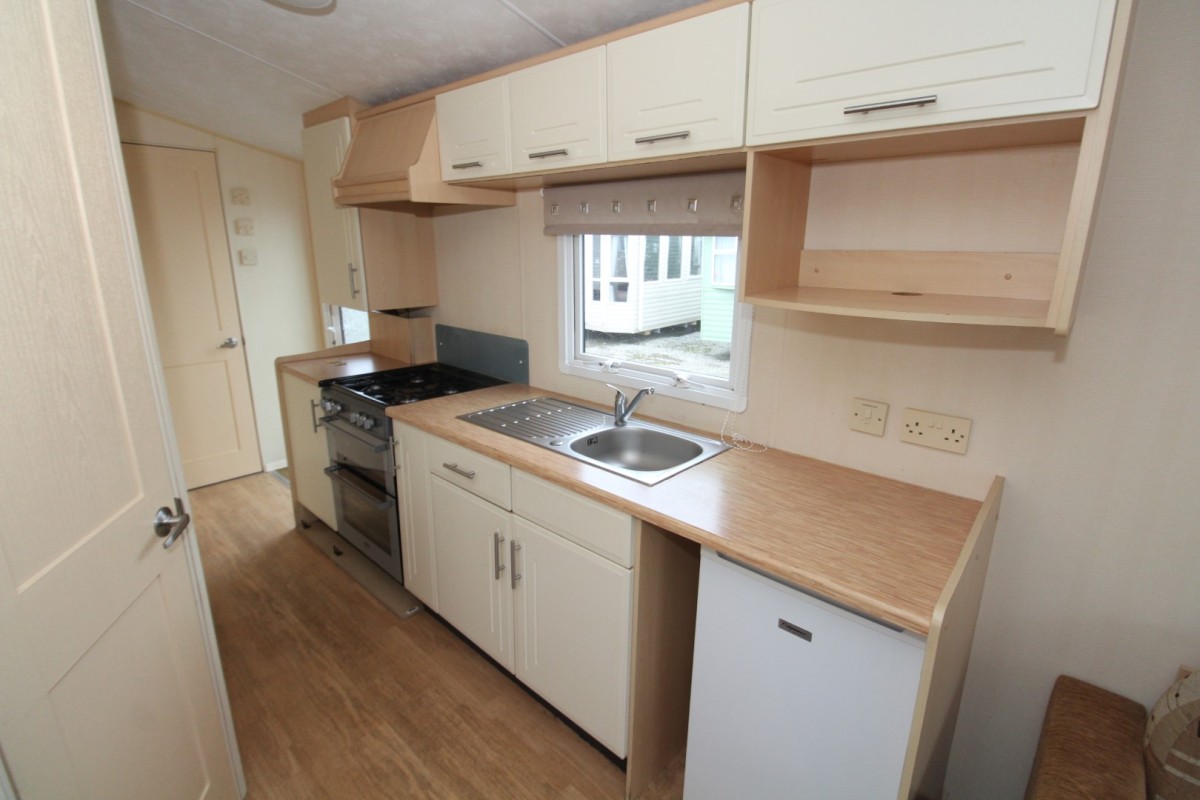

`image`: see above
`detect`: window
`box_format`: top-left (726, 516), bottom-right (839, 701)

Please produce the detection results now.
top-left (711, 236), bottom-right (738, 287)
top-left (560, 234), bottom-right (752, 411)
top-left (322, 304), bottom-right (369, 347)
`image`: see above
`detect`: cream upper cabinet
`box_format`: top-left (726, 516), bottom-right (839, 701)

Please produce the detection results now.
top-left (301, 117), bottom-right (366, 311)
top-left (509, 46), bottom-right (606, 173)
top-left (436, 76), bottom-right (511, 181)
top-left (747, 0), bottom-right (1117, 146)
top-left (281, 372), bottom-right (336, 530)
top-left (607, 3), bottom-right (749, 162)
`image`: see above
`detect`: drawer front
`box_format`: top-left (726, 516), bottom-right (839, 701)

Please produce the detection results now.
top-left (428, 437), bottom-right (511, 509)
top-left (512, 470), bottom-right (634, 567)
top-left (607, 3), bottom-right (748, 162)
top-left (747, 0), bottom-right (1116, 146)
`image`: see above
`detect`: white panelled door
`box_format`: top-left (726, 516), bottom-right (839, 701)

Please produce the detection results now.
top-left (0, 2), bottom-right (240, 799)
top-left (123, 143), bottom-right (263, 490)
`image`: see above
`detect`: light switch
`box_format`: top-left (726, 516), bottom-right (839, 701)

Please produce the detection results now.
top-left (849, 398), bottom-right (888, 436)
top-left (235, 218), bottom-right (254, 236)
top-left (238, 248), bottom-right (258, 266)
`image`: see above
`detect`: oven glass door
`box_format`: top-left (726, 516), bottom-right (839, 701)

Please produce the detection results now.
top-left (325, 423), bottom-right (401, 578)
top-left (327, 465), bottom-right (393, 553)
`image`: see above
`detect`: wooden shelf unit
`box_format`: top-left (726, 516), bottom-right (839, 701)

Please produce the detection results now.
top-left (738, 112), bottom-right (1118, 332)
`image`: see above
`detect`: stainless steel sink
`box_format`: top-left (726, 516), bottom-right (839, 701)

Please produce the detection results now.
top-left (460, 397), bottom-right (729, 485)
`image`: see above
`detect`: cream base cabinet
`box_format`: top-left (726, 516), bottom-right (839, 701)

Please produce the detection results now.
top-left (747, 0), bottom-right (1116, 146)
top-left (509, 46), bottom-right (606, 174)
top-left (430, 476), bottom-right (514, 671)
top-left (281, 372), bottom-right (336, 529)
top-left (425, 439), bottom-right (635, 756)
top-left (394, 423), bottom-right (436, 609)
top-left (683, 548), bottom-right (925, 800)
top-left (607, 3), bottom-right (748, 162)
top-left (301, 117), bottom-right (366, 311)
top-left (511, 515), bottom-right (632, 757)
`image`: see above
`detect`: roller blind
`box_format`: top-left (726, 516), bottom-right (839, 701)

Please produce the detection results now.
top-left (543, 171), bottom-right (745, 236)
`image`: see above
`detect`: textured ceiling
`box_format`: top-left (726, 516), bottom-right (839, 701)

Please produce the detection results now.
top-left (97, 0), bottom-right (706, 158)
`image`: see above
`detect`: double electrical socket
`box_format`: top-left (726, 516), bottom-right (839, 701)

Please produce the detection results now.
top-left (900, 408), bottom-right (972, 454)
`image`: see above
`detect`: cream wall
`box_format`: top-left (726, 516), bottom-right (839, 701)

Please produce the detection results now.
top-left (431, 0), bottom-right (1200, 795)
top-left (115, 103), bottom-right (322, 471)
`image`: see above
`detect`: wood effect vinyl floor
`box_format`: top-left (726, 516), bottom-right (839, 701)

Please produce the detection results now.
top-left (190, 472), bottom-right (658, 800)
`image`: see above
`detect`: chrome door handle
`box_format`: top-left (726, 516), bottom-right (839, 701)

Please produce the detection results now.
top-left (451, 161), bottom-right (483, 170)
top-left (510, 540), bottom-right (522, 589)
top-left (442, 462), bottom-right (476, 480)
top-left (219, 337), bottom-right (240, 349)
top-left (154, 498), bottom-right (191, 549)
top-left (844, 94), bottom-right (937, 115)
top-left (634, 130), bottom-right (691, 145)
top-left (347, 262), bottom-right (361, 298)
top-left (493, 531), bottom-right (506, 580)
top-left (309, 399), bottom-right (322, 433)
top-left (528, 148), bottom-right (568, 160)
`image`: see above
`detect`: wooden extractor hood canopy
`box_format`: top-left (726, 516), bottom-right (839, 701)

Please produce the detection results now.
top-left (332, 100), bottom-right (514, 209)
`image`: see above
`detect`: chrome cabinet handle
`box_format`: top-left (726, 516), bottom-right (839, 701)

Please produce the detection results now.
top-left (528, 148), bottom-right (568, 160)
top-left (309, 399), bottom-right (321, 433)
top-left (347, 262), bottom-right (361, 298)
top-left (154, 498), bottom-right (191, 549)
top-left (510, 540), bottom-right (522, 589)
top-left (634, 130), bottom-right (691, 145)
top-left (493, 531), bottom-right (506, 580)
top-left (442, 462), bottom-right (476, 479)
top-left (219, 337), bottom-right (240, 349)
top-left (844, 94), bottom-right (937, 115)
top-left (451, 160), bottom-right (483, 170)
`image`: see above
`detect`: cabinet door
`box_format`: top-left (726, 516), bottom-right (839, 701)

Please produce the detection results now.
top-left (358, 208), bottom-right (438, 311)
top-left (509, 46), bottom-right (606, 173)
top-left (684, 550), bottom-right (925, 800)
top-left (607, 4), bottom-right (748, 162)
top-left (281, 372), bottom-right (336, 529)
top-left (394, 423), bottom-right (435, 608)
top-left (301, 118), bottom-right (366, 310)
top-left (436, 77), bottom-right (511, 180)
top-left (431, 477), bottom-right (513, 671)
top-left (511, 516), bottom-right (632, 757)
top-left (747, 0), bottom-right (1116, 146)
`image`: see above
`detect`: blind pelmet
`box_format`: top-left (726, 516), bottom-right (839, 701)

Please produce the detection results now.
top-left (543, 171), bottom-right (745, 236)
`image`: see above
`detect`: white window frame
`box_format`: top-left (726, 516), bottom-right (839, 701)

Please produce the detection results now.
top-left (558, 236), bottom-right (752, 412)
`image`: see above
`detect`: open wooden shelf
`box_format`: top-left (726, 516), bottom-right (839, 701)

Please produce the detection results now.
top-left (743, 247), bottom-right (1058, 326)
top-left (738, 69), bottom-right (1128, 335)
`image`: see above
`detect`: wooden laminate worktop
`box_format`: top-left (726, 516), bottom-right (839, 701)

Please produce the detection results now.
top-left (279, 350), bottom-right (410, 385)
top-left (388, 383), bottom-right (989, 636)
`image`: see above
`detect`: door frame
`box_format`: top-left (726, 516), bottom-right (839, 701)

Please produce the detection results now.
top-left (101, 15), bottom-right (247, 800)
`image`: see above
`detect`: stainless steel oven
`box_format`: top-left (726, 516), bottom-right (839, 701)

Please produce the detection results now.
top-left (323, 414), bottom-right (401, 581)
top-left (318, 362), bottom-right (507, 586)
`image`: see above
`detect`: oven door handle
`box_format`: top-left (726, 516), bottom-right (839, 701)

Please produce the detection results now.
top-left (324, 465), bottom-right (392, 511)
top-left (323, 417), bottom-right (389, 453)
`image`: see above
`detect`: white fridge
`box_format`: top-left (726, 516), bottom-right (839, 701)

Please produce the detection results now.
top-left (683, 548), bottom-right (926, 799)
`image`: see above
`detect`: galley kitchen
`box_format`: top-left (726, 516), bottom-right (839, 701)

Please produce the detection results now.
top-left (13, 0), bottom-right (1197, 799)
